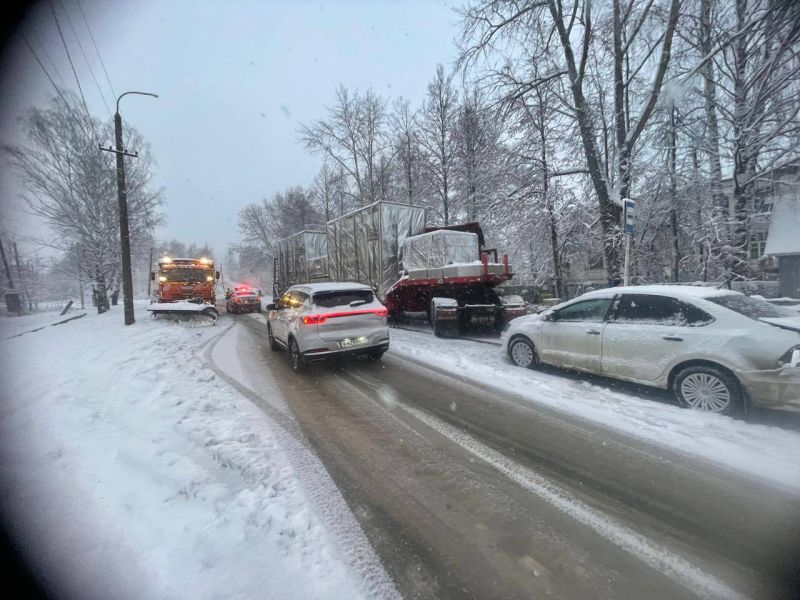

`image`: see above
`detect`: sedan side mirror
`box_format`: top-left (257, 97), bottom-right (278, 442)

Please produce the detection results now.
top-left (543, 312), bottom-right (555, 322)
top-left (266, 303), bottom-right (277, 311)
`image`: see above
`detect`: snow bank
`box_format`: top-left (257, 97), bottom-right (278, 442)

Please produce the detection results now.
top-left (387, 329), bottom-right (800, 492)
top-left (0, 307), bottom-right (379, 599)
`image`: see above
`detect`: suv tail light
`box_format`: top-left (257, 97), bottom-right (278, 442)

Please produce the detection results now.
top-left (303, 314), bottom-right (328, 325)
top-left (302, 307), bottom-right (387, 325)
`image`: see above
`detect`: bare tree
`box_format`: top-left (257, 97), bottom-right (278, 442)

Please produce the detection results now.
top-left (300, 86), bottom-right (388, 205)
top-left (419, 65), bottom-right (459, 224)
top-left (389, 97), bottom-right (424, 205)
top-left (460, 0), bottom-right (682, 280)
top-left (5, 93), bottom-right (162, 313)
top-left (238, 186), bottom-right (322, 257)
top-left (718, 0), bottom-right (800, 273)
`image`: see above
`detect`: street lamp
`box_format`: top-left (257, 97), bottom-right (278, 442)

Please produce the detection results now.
top-left (101, 91), bottom-right (158, 325)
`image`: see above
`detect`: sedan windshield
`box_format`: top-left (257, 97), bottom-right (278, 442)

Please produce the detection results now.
top-left (708, 294), bottom-right (798, 319)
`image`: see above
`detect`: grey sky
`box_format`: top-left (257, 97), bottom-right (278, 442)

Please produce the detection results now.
top-left (1, 0), bottom-right (459, 257)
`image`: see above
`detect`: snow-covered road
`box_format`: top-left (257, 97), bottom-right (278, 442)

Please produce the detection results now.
top-left (2, 307), bottom-right (799, 599)
top-left (388, 327), bottom-right (800, 493)
top-left (0, 307), bottom-right (396, 600)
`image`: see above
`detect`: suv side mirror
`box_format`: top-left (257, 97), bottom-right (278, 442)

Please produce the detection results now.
top-left (215, 270), bottom-right (220, 280)
top-left (266, 303), bottom-right (277, 311)
top-left (150, 272), bottom-right (155, 281)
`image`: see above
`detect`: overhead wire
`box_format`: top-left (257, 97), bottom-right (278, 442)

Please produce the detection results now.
top-left (75, 0), bottom-right (116, 101)
top-left (21, 33), bottom-right (93, 142)
top-left (60, 0), bottom-right (112, 118)
top-left (47, 0), bottom-right (114, 169)
top-left (47, 0), bottom-right (104, 150)
top-left (32, 28), bottom-right (68, 89)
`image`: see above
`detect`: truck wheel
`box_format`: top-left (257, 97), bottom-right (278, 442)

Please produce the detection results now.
top-left (430, 303), bottom-right (445, 337)
top-left (431, 298), bottom-right (457, 338)
top-left (267, 324), bottom-right (280, 351)
top-left (202, 307), bottom-right (218, 324)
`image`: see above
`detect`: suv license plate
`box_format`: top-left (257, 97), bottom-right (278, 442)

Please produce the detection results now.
top-left (340, 337), bottom-right (368, 348)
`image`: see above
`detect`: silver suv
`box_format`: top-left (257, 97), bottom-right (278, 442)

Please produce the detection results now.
top-left (267, 282), bottom-right (390, 372)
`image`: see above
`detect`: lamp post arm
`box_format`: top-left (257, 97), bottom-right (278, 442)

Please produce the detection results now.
top-left (116, 91), bottom-right (159, 114)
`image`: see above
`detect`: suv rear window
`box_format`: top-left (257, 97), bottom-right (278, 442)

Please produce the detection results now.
top-left (313, 289), bottom-right (374, 308)
top-left (708, 294), bottom-right (797, 319)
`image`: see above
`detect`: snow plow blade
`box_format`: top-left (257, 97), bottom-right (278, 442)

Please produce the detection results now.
top-left (147, 301), bottom-right (219, 325)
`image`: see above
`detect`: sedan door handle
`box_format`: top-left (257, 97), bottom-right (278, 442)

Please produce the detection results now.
top-left (662, 336), bottom-right (683, 342)
top-left (586, 329), bottom-right (601, 335)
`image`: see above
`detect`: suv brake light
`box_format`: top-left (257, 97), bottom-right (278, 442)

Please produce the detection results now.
top-left (302, 307), bottom-right (387, 325)
top-left (303, 314), bottom-right (328, 325)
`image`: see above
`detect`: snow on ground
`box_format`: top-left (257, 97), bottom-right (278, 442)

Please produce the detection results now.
top-left (0, 308), bottom-right (86, 339)
top-left (0, 305), bottom-right (383, 600)
top-left (388, 328), bottom-right (800, 493)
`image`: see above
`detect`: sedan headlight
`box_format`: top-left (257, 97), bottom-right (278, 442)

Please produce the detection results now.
top-left (778, 345), bottom-right (800, 367)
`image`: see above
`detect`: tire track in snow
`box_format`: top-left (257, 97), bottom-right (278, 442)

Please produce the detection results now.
top-left (201, 319), bottom-right (401, 600)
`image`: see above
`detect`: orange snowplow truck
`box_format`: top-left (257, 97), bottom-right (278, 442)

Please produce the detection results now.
top-left (151, 257), bottom-right (220, 303)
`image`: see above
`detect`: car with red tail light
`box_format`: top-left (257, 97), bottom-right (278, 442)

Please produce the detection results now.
top-left (266, 282), bottom-right (390, 372)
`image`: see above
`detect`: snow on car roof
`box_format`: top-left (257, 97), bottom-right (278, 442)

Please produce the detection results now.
top-left (292, 281), bottom-right (373, 293)
top-left (579, 284), bottom-right (739, 300)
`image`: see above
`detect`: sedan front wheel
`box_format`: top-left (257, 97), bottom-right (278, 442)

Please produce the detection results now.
top-left (509, 337), bottom-right (537, 369)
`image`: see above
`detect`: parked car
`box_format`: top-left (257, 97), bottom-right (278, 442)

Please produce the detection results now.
top-left (266, 282), bottom-right (390, 372)
top-left (501, 285), bottom-right (800, 415)
top-left (226, 288), bottom-right (261, 314)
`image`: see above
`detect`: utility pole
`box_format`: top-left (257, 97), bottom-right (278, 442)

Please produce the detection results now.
top-left (100, 91), bottom-right (158, 326)
top-left (0, 239), bottom-right (14, 290)
top-left (147, 246), bottom-right (153, 298)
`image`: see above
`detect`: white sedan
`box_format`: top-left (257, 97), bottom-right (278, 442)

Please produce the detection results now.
top-left (501, 285), bottom-right (800, 415)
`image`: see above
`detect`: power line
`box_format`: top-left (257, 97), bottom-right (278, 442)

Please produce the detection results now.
top-left (32, 28), bottom-right (68, 89)
top-left (48, 0), bottom-right (101, 147)
top-left (60, 0), bottom-right (111, 118)
top-left (75, 0), bottom-right (116, 100)
top-left (21, 33), bottom-right (92, 141)
top-left (47, 0), bottom-right (112, 168)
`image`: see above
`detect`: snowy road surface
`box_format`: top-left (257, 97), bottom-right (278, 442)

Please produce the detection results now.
top-left (226, 313), bottom-right (800, 600)
top-left (0, 308), bottom-right (396, 600)
top-left (1, 306), bottom-right (799, 599)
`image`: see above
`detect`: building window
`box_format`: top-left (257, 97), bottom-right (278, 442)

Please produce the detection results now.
top-left (749, 231), bottom-right (768, 259)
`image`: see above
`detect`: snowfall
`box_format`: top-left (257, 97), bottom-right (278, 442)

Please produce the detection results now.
top-left (1, 302), bottom-right (800, 600)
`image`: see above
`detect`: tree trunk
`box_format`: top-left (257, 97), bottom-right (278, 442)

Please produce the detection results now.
top-left (95, 269), bottom-right (109, 314)
top-left (730, 0), bottom-right (753, 276)
top-left (668, 107), bottom-right (681, 282)
top-left (700, 0), bottom-right (728, 245)
top-left (548, 2), bottom-right (621, 280)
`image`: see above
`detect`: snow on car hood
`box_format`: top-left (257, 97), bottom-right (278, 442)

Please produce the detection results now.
top-left (759, 316), bottom-right (800, 333)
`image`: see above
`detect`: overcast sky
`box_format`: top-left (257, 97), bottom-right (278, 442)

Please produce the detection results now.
top-left (0, 0), bottom-right (459, 257)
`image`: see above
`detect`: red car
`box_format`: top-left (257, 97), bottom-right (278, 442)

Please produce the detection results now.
top-left (226, 288), bottom-right (262, 314)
